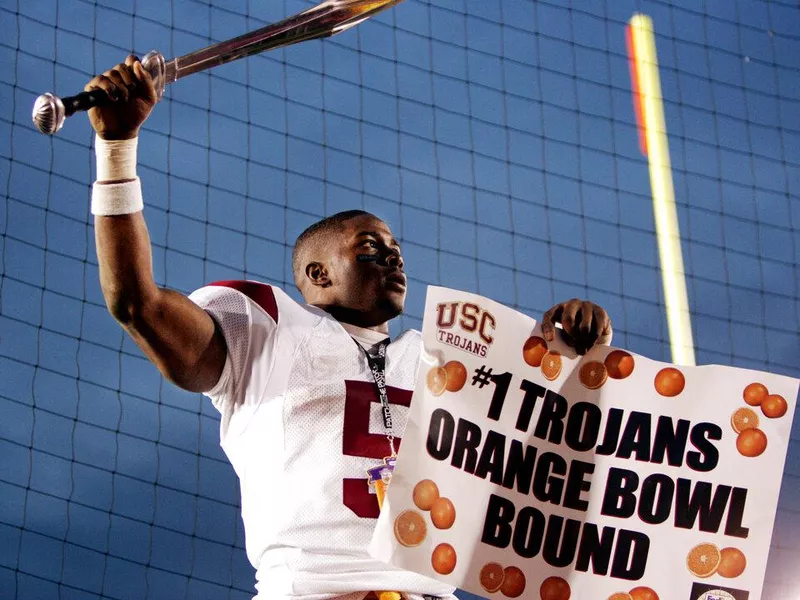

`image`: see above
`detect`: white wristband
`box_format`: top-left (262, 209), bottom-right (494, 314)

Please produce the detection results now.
top-left (92, 178), bottom-right (144, 216)
top-left (95, 134), bottom-right (137, 181)
top-left (92, 134), bottom-right (143, 215)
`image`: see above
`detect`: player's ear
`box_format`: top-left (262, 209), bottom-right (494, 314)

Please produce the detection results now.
top-left (305, 261), bottom-right (330, 288)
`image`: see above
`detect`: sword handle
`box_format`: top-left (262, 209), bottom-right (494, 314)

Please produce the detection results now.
top-left (32, 51), bottom-right (166, 136)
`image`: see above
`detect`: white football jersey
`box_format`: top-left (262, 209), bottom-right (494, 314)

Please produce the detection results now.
top-left (189, 281), bottom-right (457, 600)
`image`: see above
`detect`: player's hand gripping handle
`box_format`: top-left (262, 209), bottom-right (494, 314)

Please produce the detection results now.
top-left (32, 51), bottom-right (166, 136)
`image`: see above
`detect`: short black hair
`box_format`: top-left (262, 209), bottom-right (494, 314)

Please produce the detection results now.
top-left (292, 209), bottom-right (374, 290)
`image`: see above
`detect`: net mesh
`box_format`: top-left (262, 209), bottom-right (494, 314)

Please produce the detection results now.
top-left (1, 0), bottom-right (798, 599)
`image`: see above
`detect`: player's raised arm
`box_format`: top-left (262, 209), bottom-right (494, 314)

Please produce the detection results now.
top-left (88, 56), bottom-right (226, 393)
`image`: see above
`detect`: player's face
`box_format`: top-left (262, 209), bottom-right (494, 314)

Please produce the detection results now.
top-left (329, 214), bottom-right (406, 324)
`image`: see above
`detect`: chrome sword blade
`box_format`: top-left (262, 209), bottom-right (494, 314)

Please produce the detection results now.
top-left (163, 0), bottom-right (404, 83)
top-left (32, 0), bottom-right (405, 134)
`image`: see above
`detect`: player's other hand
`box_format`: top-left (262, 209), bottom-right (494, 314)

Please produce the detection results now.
top-left (541, 299), bottom-right (612, 355)
top-left (85, 55), bottom-right (157, 140)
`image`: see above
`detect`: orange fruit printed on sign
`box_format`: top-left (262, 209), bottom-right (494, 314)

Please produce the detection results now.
top-left (730, 407), bottom-right (759, 434)
top-left (430, 497), bottom-right (455, 530)
top-left (761, 394), bottom-right (787, 418)
top-left (500, 566), bottom-right (526, 598)
top-left (523, 336), bottom-right (548, 367)
top-left (478, 562), bottom-right (505, 593)
top-left (444, 360), bottom-right (467, 392)
top-left (717, 547), bottom-right (747, 578)
top-left (742, 382), bottom-right (768, 406)
top-left (541, 351), bottom-right (562, 381)
top-left (686, 543), bottom-right (721, 578)
top-left (604, 349), bottom-right (635, 379)
top-left (629, 587), bottom-right (659, 600)
top-left (412, 479), bottom-right (439, 511)
top-left (538, 575), bottom-right (568, 600)
top-left (654, 367), bottom-right (685, 397)
top-left (393, 510), bottom-right (427, 548)
top-left (431, 543), bottom-right (456, 575)
top-left (426, 367), bottom-right (447, 396)
top-left (736, 428), bottom-right (768, 457)
top-left (579, 360), bottom-right (608, 389)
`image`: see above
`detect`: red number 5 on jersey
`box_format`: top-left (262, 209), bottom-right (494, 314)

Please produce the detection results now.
top-left (342, 380), bottom-right (412, 518)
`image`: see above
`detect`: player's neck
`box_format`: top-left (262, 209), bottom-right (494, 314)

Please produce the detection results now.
top-left (315, 304), bottom-right (390, 335)
top-left (340, 322), bottom-right (389, 348)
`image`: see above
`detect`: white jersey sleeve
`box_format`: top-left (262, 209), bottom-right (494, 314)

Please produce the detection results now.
top-left (188, 280), bottom-right (321, 440)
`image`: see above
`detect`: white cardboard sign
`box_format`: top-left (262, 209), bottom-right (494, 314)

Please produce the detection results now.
top-left (370, 286), bottom-right (798, 600)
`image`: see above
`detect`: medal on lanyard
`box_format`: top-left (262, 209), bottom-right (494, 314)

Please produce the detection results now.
top-left (367, 456), bottom-right (396, 509)
top-left (355, 338), bottom-right (396, 509)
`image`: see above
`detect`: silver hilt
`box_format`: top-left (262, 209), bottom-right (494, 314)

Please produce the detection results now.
top-left (31, 50), bottom-right (166, 135)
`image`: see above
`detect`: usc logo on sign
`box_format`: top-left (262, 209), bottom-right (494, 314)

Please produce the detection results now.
top-left (436, 301), bottom-right (496, 345)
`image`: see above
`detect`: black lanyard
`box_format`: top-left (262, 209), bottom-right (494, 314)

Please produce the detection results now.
top-left (353, 337), bottom-right (395, 454)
